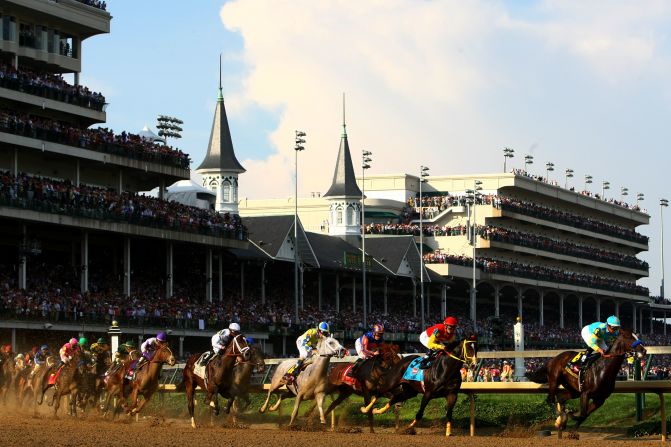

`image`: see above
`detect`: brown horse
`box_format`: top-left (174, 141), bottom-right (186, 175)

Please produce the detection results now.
top-left (220, 345), bottom-right (266, 418)
top-left (0, 351), bottom-right (14, 404)
top-left (19, 356), bottom-right (56, 409)
top-left (101, 350), bottom-right (140, 419)
top-left (40, 352), bottom-right (81, 417)
top-left (123, 343), bottom-right (176, 415)
top-left (324, 343), bottom-right (401, 432)
top-left (372, 336), bottom-right (478, 436)
top-left (180, 334), bottom-right (250, 428)
top-left (527, 328), bottom-right (646, 435)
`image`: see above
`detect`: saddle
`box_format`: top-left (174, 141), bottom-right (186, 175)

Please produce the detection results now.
top-left (341, 364), bottom-right (361, 391)
top-left (48, 365), bottom-right (64, 385)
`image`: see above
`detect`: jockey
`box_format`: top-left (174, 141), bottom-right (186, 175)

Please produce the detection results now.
top-left (59, 340), bottom-right (77, 366)
top-left (283, 321), bottom-right (330, 384)
top-left (135, 332), bottom-right (167, 369)
top-left (78, 337), bottom-right (89, 352)
top-left (201, 322), bottom-right (242, 366)
top-left (348, 324), bottom-right (385, 377)
top-left (90, 337), bottom-right (111, 362)
top-left (31, 344), bottom-right (50, 377)
top-left (579, 315), bottom-right (620, 381)
top-left (419, 316), bottom-right (458, 367)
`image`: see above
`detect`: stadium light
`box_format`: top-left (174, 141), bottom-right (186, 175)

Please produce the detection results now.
top-left (419, 165), bottom-right (430, 329)
top-left (156, 115), bottom-right (183, 146)
top-left (621, 187), bottom-right (629, 202)
top-left (661, 198), bottom-right (669, 299)
top-left (602, 181), bottom-right (610, 199)
top-left (293, 130), bottom-right (306, 324)
top-left (564, 168), bottom-right (574, 189)
top-left (545, 162), bottom-right (554, 183)
top-left (469, 180), bottom-right (482, 327)
top-left (503, 147), bottom-right (514, 172)
top-left (362, 150), bottom-right (372, 328)
top-left (524, 155), bottom-right (533, 172)
top-left (584, 174), bottom-right (593, 192)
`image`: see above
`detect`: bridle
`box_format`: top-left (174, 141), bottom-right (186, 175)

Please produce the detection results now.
top-left (318, 337), bottom-right (345, 358)
top-left (149, 343), bottom-right (174, 364)
top-left (444, 339), bottom-right (478, 366)
top-left (224, 334), bottom-right (250, 358)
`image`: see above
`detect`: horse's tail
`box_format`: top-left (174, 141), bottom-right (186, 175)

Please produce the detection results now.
top-left (525, 365), bottom-right (549, 384)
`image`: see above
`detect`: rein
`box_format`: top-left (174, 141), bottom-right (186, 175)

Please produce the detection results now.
top-left (444, 339), bottom-right (477, 364)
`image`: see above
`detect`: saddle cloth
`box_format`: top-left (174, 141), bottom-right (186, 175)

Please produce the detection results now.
top-left (402, 357), bottom-right (425, 382)
top-left (340, 364), bottom-right (361, 391)
top-left (565, 351), bottom-right (586, 376)
top-left (48, 365), bottom-right (64, 385)
top-left (193, 353), bottom-right (208, 379)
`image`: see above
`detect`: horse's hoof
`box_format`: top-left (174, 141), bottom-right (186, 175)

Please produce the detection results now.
top-left (408, 419), bottom-right (417, 428)
top-left (360, 406), bottom-right (368, 414)
top-left (209, 401), bottom-right (216, 408)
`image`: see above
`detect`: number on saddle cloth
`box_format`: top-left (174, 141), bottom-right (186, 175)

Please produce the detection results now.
top-left (402, 357), bottom-right (425, 382)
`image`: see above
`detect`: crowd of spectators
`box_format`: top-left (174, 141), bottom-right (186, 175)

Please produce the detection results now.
top-left (0, 109), bottom-right (190, 169)
top-left (75, 0), bottom-right (107, 10)
top-left (0, 63), bottom-right (105, 111)
top-left (511, 168), bottom-right (646, 213)
top-left (424, 252), bottom-right (648, 296)
top-left (0, 171), bottom-right (246, 239)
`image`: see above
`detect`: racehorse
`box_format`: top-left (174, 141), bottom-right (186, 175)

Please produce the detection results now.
top-left (526, 328), bottom-right (646, 435)
top-left (18, 355), bottom-right (56, 408)
top-left (101, 350), bottom-right (140, 419)
top-left (220, 345), bottom-right (266, 419)
top-left (372, 336), bottom-right (478, 437)
top-left (180, 334), bottom-right (250, 428)
top-left (123, 343), bottom-right (176, 415)
top-left (259, 336), bottom-right (347, 426)
top-left (0, 351), bottom-right (14, 404)
top-left (324, 343), bottom-right (401, 432)
top-left (39, 351), bottom-right (81, 417)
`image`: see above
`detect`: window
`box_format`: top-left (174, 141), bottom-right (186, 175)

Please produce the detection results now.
top-left (347, 206), bottom-right (355, 225)
top-left (223, 181), bottom-right (231, 202)
top-left (336, 207), bottom-right (343, 224)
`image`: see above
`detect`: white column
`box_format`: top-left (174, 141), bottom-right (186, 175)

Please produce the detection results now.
top-left (633, 304), bottom-right (637, 332)
top-left (11, 328), bottom-right (16, 353)
top-left (517, 289), bottom-right (523, 319)
top-left (639, 307), bottom-right (644, 333)
top-left (352, 276), bottom-right (356, 312)
top-left (494, 284), bottom-right (500, 317)
top-left (368, 277), bottom-right (372, 314)
top-left (179, 336), bottom-right (184, 359)
top-left (12, 148), bottom-right (18, 175)
top-left (165, 242), bottom-right (173, 298)
top-left (335, 273), bottom-right (340, 313)
top-left (650, 309), bottom-right (654, 335)
top-left (615, 301), bottom-right (620, 318)
top-left (75, 159), bottom-right (80, 186)
top-left (218, 254), bottom-right (223, 302)
top-left (539, 290), bottom-right (544, 327)
top-left (664, 311), bottom-right (667, 336)
top-left (80, 232), bottom-right (89, 293)
top-left (262, 261), bottom-right (267, 305)
top-left (159, 178), bottom-right (166, 200)
top-left (318, 271), bottom-right (322, 310)
top-left (579, 296), bottom-right (584, 328)
top-left (559, 294), bottom-right (565, 329)
top-left (118, 169), bottom-right (123, 193)
top-left (596, 298), bottom-right (601, 322)
top-left (299, 266), bottom-right (304, 310)
top-left (440, 283), bottom-right (447, 319)
top-left (205, 249), bottom-right (213, 302)
top-left (123, 237), bottom-right (131, 297)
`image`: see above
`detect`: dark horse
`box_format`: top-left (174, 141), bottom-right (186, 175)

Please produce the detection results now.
top-left (373, 336), bottom-right (478, 437)
top-left (324, 343), bottom-right (401, 432)
top-left (180, 334), bottom-right (251, 428)
top-left (123, 343), bottom-right (176, 415)
top-left (220, 345), bottom-right (266, 415)
top-left (527, 328), bottom-right (646, 435)
top-left (38, 352), bottom-right (81, 417)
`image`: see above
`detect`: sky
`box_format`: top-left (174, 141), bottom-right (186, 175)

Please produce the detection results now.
top-left (80, 0), bottom-right (671, 292)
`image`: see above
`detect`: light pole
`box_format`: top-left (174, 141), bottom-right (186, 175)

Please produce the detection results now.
top-left (361, 150), bottom-right (372, 328)
top-left (545, 162), bottom-right (554, 183)
top-left (524, 155), bottom-right (533, 173)
top-left (293, 130), bottom-right (306, 324)
top-left (584, 174), bottom-right (593, 192)
top-left (503, 147), bottom-right (514, 172)
top-left (602, 181), bottom-right (610, 199)
top-left (661, 198), bottom-right (669, 299)
top-left (637, 193), bottom-right (644, 210)
top-left (419, 165), bottom-right (430, 329)
top-left (621, 187), bottom-right (629, 202)
top-left (467, 180), bottom-right (482, 327)
top-left (565, 168), bottom-right (574, 189)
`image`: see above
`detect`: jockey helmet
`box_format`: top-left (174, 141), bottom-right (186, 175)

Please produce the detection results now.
top-left (64, 342), bottom-right (71, 350)
top-left (78, 337), bottom-right (88, 347)
top-left (97, 338), bottom-right (108, 344)
top-left (125, 340), bottom-right (137, 348)
top-left (444, 316), bottom-right (458, 327)
top-left (2, 345), bottom-right (10, 353)
top-left (156, 332), bottom-right (168, 342)
top-left (229, 322), bottom-right (241, 332)
top-left (69, 338), bottom-right (78, 346)
top-left (40, 345), bottom-right (49, 351)
top-left (606, 315), bottom-right (621, 327)
top-left (318, 321), bottom-right (330, 335)
top-left (372, 324), bottom-right (384, 334)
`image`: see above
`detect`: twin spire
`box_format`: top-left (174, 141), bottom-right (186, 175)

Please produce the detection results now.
top-left (323, 93), bottom-right (362, 198)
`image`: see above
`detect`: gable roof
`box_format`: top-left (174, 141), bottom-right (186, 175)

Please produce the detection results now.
top-left (242, 215), bottom-right (318, 267)
top-left (305, 232), bottom-right (391, 275)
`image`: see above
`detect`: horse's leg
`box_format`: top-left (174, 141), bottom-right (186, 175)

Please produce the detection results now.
top-left (572, 397), bottom-right (605, 429)
top-left (186, 377), bottom-right (197, 429)
top-left (374, 385), bottom-right (415, 415)
top-left (360, 389), bottom-right (377, 414)
top-left (259, 385), bottom-right (275, 413)
top-left (288, 393), bottom-right (303, 426)
top-left (316, 392), bottom-right (327, 424)
top-left (444, 392), bottom-right (458, 437)
top-left (408, 391), bottom-right (432, 428)
top-left (224, 397), bottom-right (234, 414)
top-left (269, 391), bottom-right (285, 412)
top-left (53, 391), bottom-right (60, 417)
top-left (131, 390), bottom-right (152, 415)
top-left (324, 391), bottom-right (349, 417)
top-left (126, 386), bottom-right (139, 414)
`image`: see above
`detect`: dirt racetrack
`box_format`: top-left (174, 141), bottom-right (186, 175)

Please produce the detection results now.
top-left (0, 407), bottom-right (661, 447)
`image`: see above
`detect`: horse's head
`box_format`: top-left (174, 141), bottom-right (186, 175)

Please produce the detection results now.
top-left (227, 334), bottom-right (251, 361)
top-left (460, 334), bottom-right (478, 368)
top-left (154, 343), bottom-right (176, 366)
top-left (250, 346), bottom-right (266, 373)
top-left (611, 328), bottom-right (646, 359)
top-left (379, 343), bottom-right (401, 365)
top-left (318, 336), bottom-right (347, 358)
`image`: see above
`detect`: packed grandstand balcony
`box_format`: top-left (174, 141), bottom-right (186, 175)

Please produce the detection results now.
top-left (0, 171), bottom-right (246, 239)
